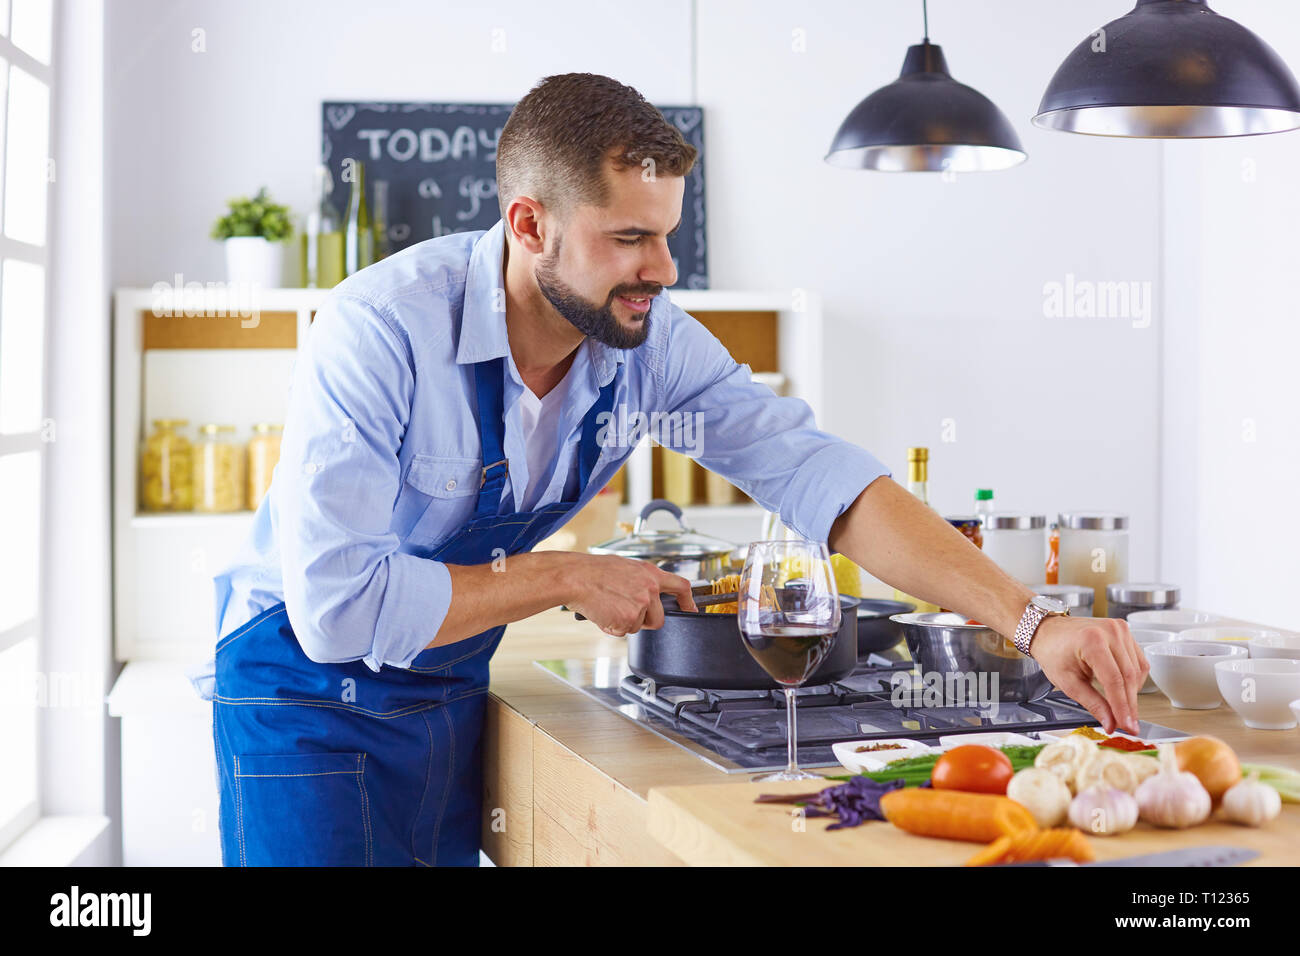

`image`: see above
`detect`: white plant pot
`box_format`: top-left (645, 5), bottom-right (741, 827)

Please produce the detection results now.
top-left (224, 237), bottom-right (285, 288)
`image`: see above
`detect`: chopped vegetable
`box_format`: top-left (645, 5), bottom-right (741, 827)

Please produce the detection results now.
top-left (1239, 763), bottom-right (1300, 803)
top-left (854, 742), bottom-right (907, 753)
top-left (754, 776), bottom-right (905, 830)
top-left (829, 743), bottom-right (1045, 788)
top-left (965, 828), bottom-right (1095, 866)
top-left (932, 745), bottom-right (1014, 795)
top-left (879, 788), bottom-right (1036, 843)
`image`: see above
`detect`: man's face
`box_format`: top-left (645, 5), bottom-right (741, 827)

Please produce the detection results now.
top-left (534, 160), bottom-right (684, 349)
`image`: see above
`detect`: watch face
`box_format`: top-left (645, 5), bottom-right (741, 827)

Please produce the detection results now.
top-left (1032, 595), bottom-right (1068, 615)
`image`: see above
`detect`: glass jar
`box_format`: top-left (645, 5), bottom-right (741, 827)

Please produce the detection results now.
top-left (140, 418), bottom-right (194, 512)
top-left (981, 513), bottom-right (1047, 585)
top-left (194, 424), bottom-right (246, 513)
top-left (247, 423), bottom-right (284, 509)
top-left (1057, 512), bottom-right (1128, 616)
top-left (1034, 583), bottom-right (1096, 617)
top-left (1105, 583), bottom-right (1180, 620)
top-left (946, 516), bottom-right (983, 550)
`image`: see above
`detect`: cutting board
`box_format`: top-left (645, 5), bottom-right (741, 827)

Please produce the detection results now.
top-left (647, 779), bottom-right (1300, 866)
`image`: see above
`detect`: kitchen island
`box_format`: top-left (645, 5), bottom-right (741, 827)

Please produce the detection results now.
top-left (483, 608), bottom-right (1300, 866)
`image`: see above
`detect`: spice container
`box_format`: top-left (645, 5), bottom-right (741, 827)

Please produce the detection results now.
top-left (246, 423), bottom-right (284, 509)
top-left (1033, 584), bottom-right (1095, 617)
top-left (140, 418), bottom-right (194, 512)
top-left (194, 424), bottom-right (246, 513)
top-left (981, 513), bottom-right (1047, 585)
top-left (1106, 583), bottom-right (1180, 620)
top-left (946, 516), bottom-right (983, 550)
top-left (1057, 512), bottom-right (1128, 617)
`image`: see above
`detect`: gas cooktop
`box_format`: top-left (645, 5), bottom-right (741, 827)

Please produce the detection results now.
top-left (533, 654), bottom-right (1189, 774)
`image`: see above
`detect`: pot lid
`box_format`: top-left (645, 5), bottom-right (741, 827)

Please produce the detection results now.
top-left (589, 498), bottom-right (736, 560)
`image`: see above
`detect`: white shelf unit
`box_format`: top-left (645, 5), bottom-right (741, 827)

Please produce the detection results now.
top-left (112, 286), bottom-right (823, 662)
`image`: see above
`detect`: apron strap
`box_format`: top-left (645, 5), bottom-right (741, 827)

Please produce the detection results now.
top-left (471, 355), bottom-right (619, 520)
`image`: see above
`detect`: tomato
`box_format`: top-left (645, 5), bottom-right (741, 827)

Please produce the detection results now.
top-left (931, 745), bottom-right (1014, 794)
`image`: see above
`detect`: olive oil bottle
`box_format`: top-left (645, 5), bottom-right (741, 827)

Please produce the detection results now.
top-left (344, 158), bottom-right (374, 276)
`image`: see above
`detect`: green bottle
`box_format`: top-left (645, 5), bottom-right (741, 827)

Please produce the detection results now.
top-left (344, 158), bottom-right (374, 276)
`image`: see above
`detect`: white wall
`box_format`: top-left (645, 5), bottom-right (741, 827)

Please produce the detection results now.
top-left (1161, 2), bottom-right (1300, 631)
top-left (106, 0), bottom-right (1300, 619)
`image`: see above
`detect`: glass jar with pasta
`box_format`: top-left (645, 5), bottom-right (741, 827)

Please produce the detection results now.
top-left (140, 418), bottom-right (194, 512)
top-left (194, 424), bottom-right (246, 513)
top-left (246, 423), bottom-right (283, 509)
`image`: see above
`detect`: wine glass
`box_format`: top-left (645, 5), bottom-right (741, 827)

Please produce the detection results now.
top-left (737, 539), bottom-right (841, 782)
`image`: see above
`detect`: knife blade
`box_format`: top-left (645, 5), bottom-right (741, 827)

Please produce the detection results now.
top-left (998, 846), bottom-right (1258, 867)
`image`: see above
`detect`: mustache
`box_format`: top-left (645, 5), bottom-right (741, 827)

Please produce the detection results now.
top-left (609, 284), bottom-right (663, 301)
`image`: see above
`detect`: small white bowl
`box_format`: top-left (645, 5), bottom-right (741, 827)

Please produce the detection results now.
top-left (1131, 628), bottom-right (1180, 694)
top-left (1249, 632), bottom-right (1300, 661)
top-left (831, 738), bottom-right (934, 773)
top-left (937, 732), bottom-right (1038, 750)
top-left (1145, 641), bottom-right (1247, 709)
top-left (1214, 658), bottom-right (1300, 730)
top-left (1180, 626), bottom-right (1281, 657)
top-left (1128, 609), bottom-right (1226, 632)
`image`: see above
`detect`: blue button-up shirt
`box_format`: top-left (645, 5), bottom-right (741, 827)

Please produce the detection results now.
top-left (209, 219), bottom-right (891, 676)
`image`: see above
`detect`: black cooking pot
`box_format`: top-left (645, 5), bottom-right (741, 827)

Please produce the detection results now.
top-left (626, 593), bottom-right (861, 690)
top-left (855, 599), bottom-right (915, 654)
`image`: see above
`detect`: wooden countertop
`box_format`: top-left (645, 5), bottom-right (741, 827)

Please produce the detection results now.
top-left (483, 608), bottom-right (1300, 866)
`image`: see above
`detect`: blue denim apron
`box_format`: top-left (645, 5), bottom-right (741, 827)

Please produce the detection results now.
top-left (213, 355), bottom-right (616, 866)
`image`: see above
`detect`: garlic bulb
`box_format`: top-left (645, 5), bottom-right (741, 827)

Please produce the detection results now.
top-left (1007, 768), bottom-right (1073, 827)
top-left (1075, 750), bottom-right (1140, 795)
top-left (1136, 744), bottom-right (1211, 829)
top-left (1221, 773), bottom-right (1282, 827)
top-left (1069, 786), bottom-right (1139, 836)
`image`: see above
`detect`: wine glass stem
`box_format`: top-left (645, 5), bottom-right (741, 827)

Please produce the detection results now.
top-left (784, 687), bottom-right (799, 774)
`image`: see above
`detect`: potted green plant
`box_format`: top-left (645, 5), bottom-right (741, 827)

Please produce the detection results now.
top-left (211, 187), bottom-right (293, 287)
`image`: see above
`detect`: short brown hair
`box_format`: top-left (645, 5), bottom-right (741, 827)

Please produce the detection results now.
top-left (496, 73), bottom-right (698, 225)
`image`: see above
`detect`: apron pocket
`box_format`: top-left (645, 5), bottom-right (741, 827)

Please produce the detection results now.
top-left (233, 752), bottom-right (374, 866)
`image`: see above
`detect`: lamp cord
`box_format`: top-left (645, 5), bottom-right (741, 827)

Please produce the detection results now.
top-left (922, 0), bottom-right (929, 42)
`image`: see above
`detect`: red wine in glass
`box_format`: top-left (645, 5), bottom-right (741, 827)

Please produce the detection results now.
top-left (740, 623), bottom-right (835, 686)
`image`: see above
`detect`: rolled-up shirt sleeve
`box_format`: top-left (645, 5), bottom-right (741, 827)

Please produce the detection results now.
top-left (278, 292), bottom-right (452, 671)
top-left (657, 308), bottom-right (892, 549)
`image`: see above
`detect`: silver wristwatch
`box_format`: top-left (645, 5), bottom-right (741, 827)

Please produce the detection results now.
top-left (1012, 595), bottom-right (1069, 655)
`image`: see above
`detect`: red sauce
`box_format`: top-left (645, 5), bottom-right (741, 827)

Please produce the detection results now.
top-left (1098, 736), bottom-right (1152, 752)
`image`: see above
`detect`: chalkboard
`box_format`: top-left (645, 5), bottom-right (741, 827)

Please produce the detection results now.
top-left (321, 101), bottom-right (708, 289)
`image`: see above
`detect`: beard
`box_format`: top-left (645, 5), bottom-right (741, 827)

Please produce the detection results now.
top-left (534, 235), bottom-right (659, 350)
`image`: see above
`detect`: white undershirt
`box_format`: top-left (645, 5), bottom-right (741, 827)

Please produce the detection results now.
top-left (504, 364), bottom-right (579, 513)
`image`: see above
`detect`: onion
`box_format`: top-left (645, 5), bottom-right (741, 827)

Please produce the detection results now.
top-left (1174, 736), bottom-right (1241, 807)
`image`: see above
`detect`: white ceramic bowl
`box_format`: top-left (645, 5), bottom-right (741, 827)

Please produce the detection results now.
top-left (1180, 626), bottom-right (1282, 657)
top-left (1249, 632), bottom-right (1300, 661)
top-left (1131, 628), bottom-right (1180, 694)
top-left (1128, 609), bottom-right (1225, 632)
top-left (1214, 658), bottom-right (1300, 730)
top-left (1145, 641), bottom-right (1247, 709)
top-left (831, 738), bottom-right (934, 773)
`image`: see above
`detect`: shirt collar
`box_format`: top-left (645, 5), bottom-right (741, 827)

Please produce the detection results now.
top-left (456, 219), bottom-right (637, 388)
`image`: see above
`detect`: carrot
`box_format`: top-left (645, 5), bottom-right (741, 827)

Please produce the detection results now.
top-left (965, 828), bottom-right (1096, 866)
top-left (879, 788), bottom-right (1036, 844)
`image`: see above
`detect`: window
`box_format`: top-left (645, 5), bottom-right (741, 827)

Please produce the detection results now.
top-left (0, 0), bottom-right (53, 854)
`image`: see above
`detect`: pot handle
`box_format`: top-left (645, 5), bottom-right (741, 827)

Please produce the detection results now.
top-left (634, 498), bottom-right (686, 534)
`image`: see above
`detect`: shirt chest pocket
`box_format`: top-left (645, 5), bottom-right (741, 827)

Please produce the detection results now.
top-left (393, 455), bottom-right (481, 548)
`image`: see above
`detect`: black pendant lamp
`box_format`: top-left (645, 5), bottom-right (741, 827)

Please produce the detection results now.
top-left (1034, 0), bottom-right (1300, 138)
top-left (825, 0), bottom-right (1026, 172)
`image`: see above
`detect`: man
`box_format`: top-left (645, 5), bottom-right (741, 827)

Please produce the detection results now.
top-left (208, 73), bottom-right (1147, 867)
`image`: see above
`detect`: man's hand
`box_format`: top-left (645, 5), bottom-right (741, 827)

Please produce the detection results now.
top-left (1029, 615), bottom-right (1148, 735)
top-left (565, 554), bottom-right (698, 637)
